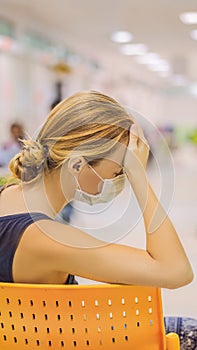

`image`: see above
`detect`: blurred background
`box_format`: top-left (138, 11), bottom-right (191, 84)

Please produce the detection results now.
top-left (0, 0), bottom-right (196, 318)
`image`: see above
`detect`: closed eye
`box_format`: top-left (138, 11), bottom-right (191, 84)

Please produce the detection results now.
top-left (114, 168), bottom-right (124, 177)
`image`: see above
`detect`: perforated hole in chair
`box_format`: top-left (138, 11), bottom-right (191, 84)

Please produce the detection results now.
top-left (95, 300), bottom-right (99, 306)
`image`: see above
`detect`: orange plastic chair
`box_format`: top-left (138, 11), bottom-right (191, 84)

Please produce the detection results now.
top-left (0, 283), bottom-right (180, 350)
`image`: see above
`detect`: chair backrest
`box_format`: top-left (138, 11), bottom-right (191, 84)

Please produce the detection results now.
top-left (0, 283), bottom-right (166, 350)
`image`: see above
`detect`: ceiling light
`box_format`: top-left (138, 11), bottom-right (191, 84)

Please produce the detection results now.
top-left (120, 43), bottom-right (148, 55)
top-left (148, 60), bottom-right (170, 72)
top-left (148, 65), bottom-right (170, 72)
top-left (180, 12), bottom-right (197, 24)
top-left (111, 31), bottom-right (133, 43)
top-left (135, 53), bottom-right (161, 65)
top-left (190, 29), bottom-right (197, 40)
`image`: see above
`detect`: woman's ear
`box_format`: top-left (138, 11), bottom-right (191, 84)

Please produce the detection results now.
top-left (68, 156), bottom-right (86, 175)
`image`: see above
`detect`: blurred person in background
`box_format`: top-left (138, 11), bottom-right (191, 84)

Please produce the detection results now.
top-left (50, 81), bottom-right (63, 111)
top-left (0, 122), bottom-right (25, 167)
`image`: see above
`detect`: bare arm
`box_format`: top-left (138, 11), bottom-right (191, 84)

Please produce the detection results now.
top-left (21, 189), bottom-right (193, 289)
top-left (18, 219), bottom-right (171, 287)
top-left (124, 124), bottom-right (194, 288)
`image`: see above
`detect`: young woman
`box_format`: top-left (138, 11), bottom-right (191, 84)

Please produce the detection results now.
top-left (0, 91), bottom-right (194, 287)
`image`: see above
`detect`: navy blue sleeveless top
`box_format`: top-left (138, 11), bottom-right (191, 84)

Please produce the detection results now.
top-left (0, 186), bottom-right (78, 285)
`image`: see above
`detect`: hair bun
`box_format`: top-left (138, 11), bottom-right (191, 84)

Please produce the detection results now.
top-left (9, 139), bottom-right (48, 182)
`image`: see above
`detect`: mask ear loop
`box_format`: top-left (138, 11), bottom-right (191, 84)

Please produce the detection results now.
top-left (89, 163), bottom-right (126, 180)
top-left (88, 164), bottom-right (104, 181)
top-left (73, 174), bottom-right (82, 190)
top-left (74, 164), bottom-right (104, 195)
top-left (86, 164), bottom-right (106, 197)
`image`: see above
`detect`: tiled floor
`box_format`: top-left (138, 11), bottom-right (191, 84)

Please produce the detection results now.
top-left (73, 147), bottom-right (197, 319)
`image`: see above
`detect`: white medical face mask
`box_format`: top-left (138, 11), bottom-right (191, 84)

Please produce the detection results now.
top-left (74, 165), bottom-right (126, 206)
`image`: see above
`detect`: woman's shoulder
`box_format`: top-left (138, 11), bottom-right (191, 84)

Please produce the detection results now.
top-left (23, 215), bottom-right (106, 264)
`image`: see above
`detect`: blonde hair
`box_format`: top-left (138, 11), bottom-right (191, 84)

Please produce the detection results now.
top-left (9, 91), bottom-right (132, 182)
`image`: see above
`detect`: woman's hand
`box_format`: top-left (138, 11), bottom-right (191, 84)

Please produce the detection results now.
top-left (124, 124), bottom-right (150, 175)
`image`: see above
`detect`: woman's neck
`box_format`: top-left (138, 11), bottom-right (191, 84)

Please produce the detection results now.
top-left (21, 167), bottom-right (75, 218)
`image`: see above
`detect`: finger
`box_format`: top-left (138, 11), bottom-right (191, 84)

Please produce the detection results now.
top-left (139, 139), bottom-right (150, 152)
top-left (143, 139), bottom-right (150, 150)
top-left (129, 124), bottom-right (150, 153)
top-left (130, 124), bottom-right (138, 137)
top-left (140, 136), bottom-right (150, 150)
top-left (134, 124), bottom-right (149, 148)
top-left (134, 123), bottom-right (145, 141)
top-left (129, 124), bottom-right (138, 149)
